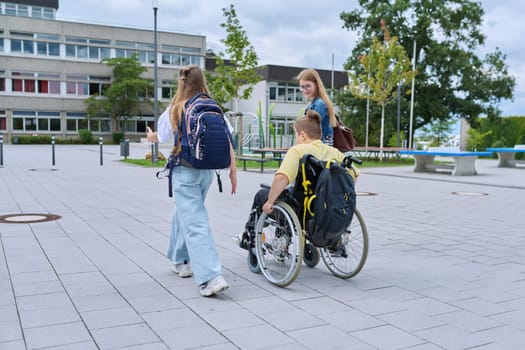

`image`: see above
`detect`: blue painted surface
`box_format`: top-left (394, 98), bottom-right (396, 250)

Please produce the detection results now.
top-left (400, 150), bottom-right (492, 157)
top-left (486, 148), bottom-right (525, 153)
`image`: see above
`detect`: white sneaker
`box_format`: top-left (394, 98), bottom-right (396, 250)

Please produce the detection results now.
top-left (172, 263), bottom-right (192, 278)
top-left (199, 275), bottom-right (229, 297)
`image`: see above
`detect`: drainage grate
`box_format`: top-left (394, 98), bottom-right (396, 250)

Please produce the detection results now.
top-left (452, 191), bottom-right (488, 196)
top-left (356, 191), bottom-right (378, 196)
top-left (28, 168), bottom-right (58, 172)
top-left (0, 213), bottom-right (61, 224)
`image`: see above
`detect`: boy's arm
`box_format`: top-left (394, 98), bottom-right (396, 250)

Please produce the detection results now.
top-left (262, 173), bottom-right (289, 214)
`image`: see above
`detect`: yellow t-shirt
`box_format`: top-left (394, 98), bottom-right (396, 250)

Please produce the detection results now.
top-left (276, 140), bottom-right (359, 184)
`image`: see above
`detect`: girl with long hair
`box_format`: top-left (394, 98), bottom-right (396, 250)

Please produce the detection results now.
top-left (296, 68), bottom-right (337, 146)
top-left (147, 64), bottom-right (237, 297)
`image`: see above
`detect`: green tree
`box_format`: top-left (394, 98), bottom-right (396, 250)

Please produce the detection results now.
top-left (348, 20), bottom-right (416, 158)
top-left (207, 4), bottom-right (261, 109)
top-left (339, 0), bottom-right (515, 141)
top-left (207, 4), bottom-right (261, 154)
top-left (418, 118), bottom-right (456, 147)
top-left (84, 53), bottom-right (152, 132)
top-left (467, 116), bottom-right (525, 151)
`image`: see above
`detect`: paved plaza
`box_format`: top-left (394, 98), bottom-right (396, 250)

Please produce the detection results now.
top-left (1, 143), bottom-right (524, 350)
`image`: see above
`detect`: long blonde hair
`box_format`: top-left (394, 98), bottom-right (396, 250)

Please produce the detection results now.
top-left (296, 68), bottom-right (336, 127)
top-left (170, 64), bottom-right (210, 154)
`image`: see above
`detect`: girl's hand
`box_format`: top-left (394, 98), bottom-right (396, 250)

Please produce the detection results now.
top-left (146, 127), bottom-right (157, 142)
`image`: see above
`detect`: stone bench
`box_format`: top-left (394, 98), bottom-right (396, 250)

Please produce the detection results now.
top-left (400, 149), bottom-right (492, 176)
top-left (486, 145), bottom-right (525, 168)
top-left (236, 155), bottom-right (274, 173)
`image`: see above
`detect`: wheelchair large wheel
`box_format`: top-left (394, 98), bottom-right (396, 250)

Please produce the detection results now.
top-left (254, 201), bottom-right (304, 287)
top-left (320, 207), bottom-right (369, 279)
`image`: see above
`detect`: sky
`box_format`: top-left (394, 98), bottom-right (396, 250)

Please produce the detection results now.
top-left (56, 0), bottom-right (525, 117)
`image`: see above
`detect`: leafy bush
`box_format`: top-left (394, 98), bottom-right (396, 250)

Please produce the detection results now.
top-left (11, 132), bottom-right (100, 144)
top-left (78, 129), bottom-right (94, 144)
top-left (12, 135), bottom-right (52, 144)
top-left (112, 132), bottom-right (125, 145)
top-left (467, 116), bottom-right (525, 151)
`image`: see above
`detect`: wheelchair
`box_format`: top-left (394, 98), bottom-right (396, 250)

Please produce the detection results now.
top-left (243, 154), bottom-right (369, 287)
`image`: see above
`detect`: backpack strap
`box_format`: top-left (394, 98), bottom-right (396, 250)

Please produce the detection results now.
top-left (156, 164), bottom-right (172, 197)
top-left (186, 92), bottom-right (210, 106)
top-left (301, 161), bottom-right (315, 229)
top-left (300, 154), bottom-right (316, 228)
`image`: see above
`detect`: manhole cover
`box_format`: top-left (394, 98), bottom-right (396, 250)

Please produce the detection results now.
top-left (0, 213), bottom-right (61, 224)
top-left (356, 191), bottom-right (378, 196)
top-left (452, 191), bottom-right (488, 196)
top-left (28, 168), bottom-right (58, 171)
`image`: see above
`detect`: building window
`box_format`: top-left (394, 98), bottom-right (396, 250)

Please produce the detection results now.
top-left (66, 112), bottom-right (88, 131)
top-left (5, 4), bottom-right (16, 16)
top-left (66, 75), bottom-right (89, 95)
top-left (12, 72), bottom-right (36, 92)
top-left (34, 34), bottom-right (60, 57)
top-left (32, 6), bottom-right (43, 18)
top-left (115, 40), bottom-right (155, 64)
top-left (122, 116), bottom-right (154, 133)
top-left (38, 80), bottom-right (60, 94)
top-left (12, 72), bottom-right (61, 94)
top-left (65, 36), bottom-right (111, 60)
top-left (161, 80), bottom-right (175, 99)
top-left (161, 52), bottom-right (200, 66)
top-left (12, 111), bottom-right (60, 132)
top-left (161, 45), bottom-right (201, 67)
top-left (43, 8), bottom-right (54, 19)
top-left (65, 75), bottom-right (110, 96)
top-left (12, 111), bottom-right (36, 131)
top-left (89, 119), bottom-right (111, 133)
top-left (37, 41), bottom-right (60, 56)
top-left (162, 45), bottom-right (201, 54)
top-left (269, 83), bottom-right (303, 103)
top-left (11, 38), bottom-right (34, 54)
top-left (11, 32), bottom-right (60, 57)
top-left (29, 6), bottom-right (54, 19)
top-left (5, 3), bottom-right (34, 17)
top-left (116, 48), bottom-right (154, 64)
top-left (0, 70), bottom-right (5, 91)
top-left (65, 112), bottom-right (110, 133)
top-left (17, 5), bottom-right (28, 17)
top-left (0, 110), bottom-right (6, 131)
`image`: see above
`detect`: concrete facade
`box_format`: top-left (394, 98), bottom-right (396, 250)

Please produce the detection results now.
top-left (0, 1), bottom-right (205, 143)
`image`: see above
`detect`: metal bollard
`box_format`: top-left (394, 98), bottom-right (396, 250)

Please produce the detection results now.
top-left (0, 134), bottom-right (3, 167)
top-left (51, 135), bottom-right (56, 166)
top-left (153, 141), bottom-right (159, 164)
top-left (99, 137), bottom-right (103, 166)
top-left (151, 142), bottom-right (155, 165)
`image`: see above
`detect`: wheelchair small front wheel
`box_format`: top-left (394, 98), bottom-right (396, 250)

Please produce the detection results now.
top-left (247, 249), bottom-right (261, 274)
top-left (320, 207), bottom-right (369, 279)
top-left (303, 243), bottom-right (320, 268)
top-left (254, 201), bottom-right (304, 287)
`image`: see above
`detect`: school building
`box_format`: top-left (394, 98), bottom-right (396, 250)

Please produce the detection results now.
top-left (0, 0), bottom-right (347, 144)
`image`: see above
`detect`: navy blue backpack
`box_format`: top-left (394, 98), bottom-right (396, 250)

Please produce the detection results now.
top-left (179, 93), bottom-right (232, 169)
top-left (157, 93), bottom-right (233, 197)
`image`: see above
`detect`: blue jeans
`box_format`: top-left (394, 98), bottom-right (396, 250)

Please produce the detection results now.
top-left (322, 134), bottom-right (334, 146)
top-left (166, 166), bottom-right (222, 285)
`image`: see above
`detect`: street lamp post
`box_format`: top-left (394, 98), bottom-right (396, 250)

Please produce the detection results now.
top-left (152, 0), bottom-right (159, 163)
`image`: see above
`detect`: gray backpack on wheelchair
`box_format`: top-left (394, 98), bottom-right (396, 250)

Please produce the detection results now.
top-left (293, 154), bottom-right (357, 247)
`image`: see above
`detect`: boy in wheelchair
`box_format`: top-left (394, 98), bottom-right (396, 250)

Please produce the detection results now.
top-left (238, 110), bottom-right (359, 252)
